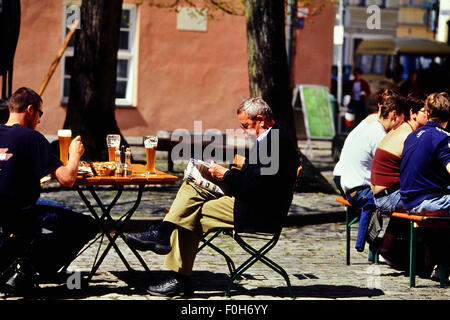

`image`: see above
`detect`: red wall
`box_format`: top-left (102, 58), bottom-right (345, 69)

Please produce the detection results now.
top-left (12, 1), bottom-right (333, 138)
top-left (291, 4), bottom-right (335, 89)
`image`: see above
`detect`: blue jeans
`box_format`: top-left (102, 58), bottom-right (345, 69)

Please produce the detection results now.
top-left (374, 189), bottom-right (403, 213)
top-left (409, 195), bottom-right (450, 215)
top-left (36, 197), bottom-right (73, 211)
top-left (346, 187), bottom-right (375, 252)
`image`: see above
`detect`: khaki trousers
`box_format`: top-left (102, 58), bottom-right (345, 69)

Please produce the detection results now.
top-left (163, 180), bottom-right (234, 275)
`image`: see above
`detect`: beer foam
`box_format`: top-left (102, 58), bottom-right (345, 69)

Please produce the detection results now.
top-left (58, 129), bottom-right (72, 137)
top-left (144, 136), bottom-right (158, 148)
top-left (144, 140), bottom-right (157, 148)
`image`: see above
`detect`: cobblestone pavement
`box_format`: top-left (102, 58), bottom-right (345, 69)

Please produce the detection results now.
top-left (3, 222), bottom-right (450, 302)
top-left (2, 142), bottom-right (450, 302)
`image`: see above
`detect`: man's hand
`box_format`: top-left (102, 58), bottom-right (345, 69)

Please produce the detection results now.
top-left (54, 135), bottom-right (84, 188)
top-left (69, 135), bottom-right (85, 162)
top-left (208, 161), bottom-right (228, 181)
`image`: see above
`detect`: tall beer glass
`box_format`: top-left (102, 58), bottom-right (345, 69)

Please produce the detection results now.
top-left (58, 129), bottom-right (72, 165)
top-left (106, 134), bottom-right (121, 161)
top-left (143, 135), bottom-right (158, 175)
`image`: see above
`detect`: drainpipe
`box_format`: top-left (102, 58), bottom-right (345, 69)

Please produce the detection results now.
top-left (336, 0), bottom-right (344, 134)
top-left (447, 19), bottom-right (450, 46)
top-left (286, 0), bottom-right (297, 78)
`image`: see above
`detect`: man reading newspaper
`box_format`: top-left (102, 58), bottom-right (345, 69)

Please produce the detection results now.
top-left (184, 158), bottom-right (225, 195)
top-left (126, 97), bottom-right (300, 297)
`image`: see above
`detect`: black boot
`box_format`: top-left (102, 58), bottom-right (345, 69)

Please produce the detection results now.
top-left (125, 223), bottom-right (174, 255)
top-left (147, 272), bottom-right (193, 297)
top-left (1, 259), bottom-right (39, 297)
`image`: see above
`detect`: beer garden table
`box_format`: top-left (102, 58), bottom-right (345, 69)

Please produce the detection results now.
top-left (74, 163), bottom-right (178, 282)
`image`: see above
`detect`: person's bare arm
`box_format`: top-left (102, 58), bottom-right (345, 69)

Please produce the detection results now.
top-left (54, 135), bottom-right (84, 188)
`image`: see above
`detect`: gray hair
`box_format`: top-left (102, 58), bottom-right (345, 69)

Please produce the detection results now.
top-left (237, 97), bottom-right (273, 120)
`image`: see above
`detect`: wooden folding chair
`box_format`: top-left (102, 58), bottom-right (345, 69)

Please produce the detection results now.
top-left (198, 165), bottom-right (302, 298)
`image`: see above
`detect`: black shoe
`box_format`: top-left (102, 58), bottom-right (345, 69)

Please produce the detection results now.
top-left (125, 226), bottom-right (171, 255)
top-left (147, 273), bottom-right (193, 297)
top-left (1, 261), bottom-right (39, 297)
top-left (430, 265), bottom-right (450, 285)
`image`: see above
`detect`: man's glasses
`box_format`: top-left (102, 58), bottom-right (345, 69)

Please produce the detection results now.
top-left (35, 109), bottom-right (43, 118)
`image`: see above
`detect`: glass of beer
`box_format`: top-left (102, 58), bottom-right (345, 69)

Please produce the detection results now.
top-left (58, 129), bottom-right (72, 165)
top-left (143, 135), bottom-right (158, 175)
top-left (106, 134), bottom-right (121, 161)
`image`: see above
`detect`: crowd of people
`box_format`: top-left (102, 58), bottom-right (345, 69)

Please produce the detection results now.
top-left (334, 89), bottom-right (450, 281)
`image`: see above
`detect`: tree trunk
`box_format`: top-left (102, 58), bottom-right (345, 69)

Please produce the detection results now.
top-left (63, 0), bottom-right (126, 161)
top-left (244, 0), bottom-right (336, 194)
top-left (0, 0), bottom-right (20, 101)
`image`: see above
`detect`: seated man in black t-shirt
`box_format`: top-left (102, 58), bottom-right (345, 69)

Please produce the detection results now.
top-left (0, 87), bottom-right (97, 296)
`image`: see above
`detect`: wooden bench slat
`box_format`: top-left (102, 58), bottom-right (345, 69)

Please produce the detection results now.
top-left (336, 197), bottom-right (450, 222)
top-left (335, 197), bottom-right (351, 206)
top-left (390, 212), bottom-right (424, 222)
top-left (335, 196), bottom-right (450, 287)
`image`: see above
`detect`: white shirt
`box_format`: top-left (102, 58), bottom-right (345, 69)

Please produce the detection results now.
top-left (257, 127), bottom-right (271, 143)
top-left (333, 120), bottom-right (386, 194)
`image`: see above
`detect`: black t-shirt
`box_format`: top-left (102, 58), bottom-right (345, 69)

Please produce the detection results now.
top-left (0, 124), bottom-right (62, 214)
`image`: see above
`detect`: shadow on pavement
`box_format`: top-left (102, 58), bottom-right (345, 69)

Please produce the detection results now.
top-left (113, 270), bottom-right (385, 299)
top-left (2, 269), bottom-right (384, 300)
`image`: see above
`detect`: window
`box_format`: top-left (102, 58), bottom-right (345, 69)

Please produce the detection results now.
top-left (384, 0), bottom-right (399, 9)
top-left (373, 55), bottom-right (387, 75)
top-left (356, 54), bottom-right (373, 74)
top-left (345, 0), bottom-right (366, 6)
top-left (61, 3), bottom-right (137, 106)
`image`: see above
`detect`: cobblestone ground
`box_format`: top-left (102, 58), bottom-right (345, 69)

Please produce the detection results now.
top-left (3, 144), bottom-right (450, 301)
top-left (3, 223), bottom-right (450, 301)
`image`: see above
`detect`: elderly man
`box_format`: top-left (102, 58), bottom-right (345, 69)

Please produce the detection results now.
top-left (0, 87), bottom-right (97, 296)
top-left (126, 97), bottom-right (300, 297)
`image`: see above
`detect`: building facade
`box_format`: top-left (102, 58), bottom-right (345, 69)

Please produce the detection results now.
top-left (338, 0), bottom-right (446, 67)
top-left (11, 0), bottom-right (335, 138)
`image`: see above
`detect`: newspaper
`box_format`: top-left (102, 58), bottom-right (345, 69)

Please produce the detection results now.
top-left (184, 158), bottom-right (224, 195)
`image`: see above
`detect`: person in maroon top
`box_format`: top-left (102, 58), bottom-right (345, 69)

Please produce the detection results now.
top-left (345, 67), bottom-right (372, 128)
top-left (370, 92), bottom-right (428, 212)
top-left (369, 92), bottom-right (428, 273)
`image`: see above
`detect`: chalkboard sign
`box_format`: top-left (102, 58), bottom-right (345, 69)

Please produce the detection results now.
top-left (292, 84), bottom-right (335, 140)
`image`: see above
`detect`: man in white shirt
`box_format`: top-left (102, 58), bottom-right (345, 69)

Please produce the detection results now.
top-left (333, 92), bottom-right (405, 252)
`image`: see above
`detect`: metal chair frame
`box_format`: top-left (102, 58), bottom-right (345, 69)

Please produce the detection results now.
top-left (197, 166), bottom-right (301, 299)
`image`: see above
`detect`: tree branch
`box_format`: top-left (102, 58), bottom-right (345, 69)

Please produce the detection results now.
top-left (145, 0), bottom-right (244, 17)
top-left (209, 0), bottom-right (243, 16)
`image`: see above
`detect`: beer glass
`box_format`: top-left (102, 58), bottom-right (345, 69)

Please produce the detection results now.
top-left (143, 135), bottom-right (158, 175)
top-left (58, 129), bottom-right (72, 165)
top-left (106, 134), bottom-right (121, 161)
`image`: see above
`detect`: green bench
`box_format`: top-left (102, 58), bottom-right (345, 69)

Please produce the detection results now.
top-left (336, 196), bottom-right (450, 287)
top-left (335, 197), bottom-right (379, 266)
